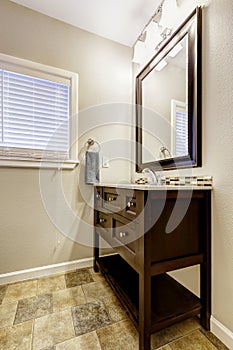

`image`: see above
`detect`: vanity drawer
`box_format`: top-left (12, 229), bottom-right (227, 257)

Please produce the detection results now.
top-left (96, 211), bottom-right (112, 229)
top-left (102, 187), bottom-right (123, 213)
top-left (102, 187), bottom-right (144, 221)
top-left (111, 215), bottom-right (140, 270)
top-left (122, 190), bottom-right (144, 221)
top-left (95, 211), bottom-right (112, 244)
top-left (112, 215), bottom-right (139, 254)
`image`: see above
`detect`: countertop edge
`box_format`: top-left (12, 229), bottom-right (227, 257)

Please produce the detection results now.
top-left (93, 183), bottom-right (212, 190)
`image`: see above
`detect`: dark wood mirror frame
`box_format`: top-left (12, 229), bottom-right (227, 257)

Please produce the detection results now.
top-left (136, 7), bottom-right (202, 172)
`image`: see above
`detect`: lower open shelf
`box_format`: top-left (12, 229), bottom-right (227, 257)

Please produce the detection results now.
top-left (97, 254), bottom-right (201, 332)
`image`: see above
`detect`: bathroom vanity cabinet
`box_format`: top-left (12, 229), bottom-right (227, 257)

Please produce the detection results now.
top-left (93, 184), bottom-right (211, 350)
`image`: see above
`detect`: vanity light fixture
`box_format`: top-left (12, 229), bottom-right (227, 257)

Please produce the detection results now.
top-left (132, 0), bottom-right (179, 65)
top-left (132, 39), bottom-right (146, 64)
top-left (132, 21), bottom-right (162, 65)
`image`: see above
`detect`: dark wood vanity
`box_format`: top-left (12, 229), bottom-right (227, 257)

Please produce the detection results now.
top-left (93, 184), bottom-right (211, 350)
top-left (92, 8), bottom-right (207, 350)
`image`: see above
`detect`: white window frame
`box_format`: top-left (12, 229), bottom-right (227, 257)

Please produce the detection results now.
top-left (0, 53), bottom-right (79, 169)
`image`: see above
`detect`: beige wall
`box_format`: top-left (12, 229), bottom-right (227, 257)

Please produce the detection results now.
top-left (0, 0), bottom-right (132, 273)
top-left (176, 0), bottom-right (233, 336)
top-left (196, 0), bottom-right (233, 335)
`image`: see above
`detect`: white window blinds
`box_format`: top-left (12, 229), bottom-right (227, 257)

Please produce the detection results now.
top-left (0, 69), bottom-right (70, 160)
top-left (175, 110), bottom-right (188, 156)
top-left (171, 99), bottom-right (188, 157)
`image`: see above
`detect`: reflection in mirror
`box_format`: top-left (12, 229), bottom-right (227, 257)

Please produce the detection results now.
top-left (136, 7), bottom-right (202, 171)
top-left (142, 35), bottom-right (188, 163)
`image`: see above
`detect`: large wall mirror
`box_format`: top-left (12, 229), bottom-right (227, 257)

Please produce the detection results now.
top-left (136, 7), bottom-right (202, 171)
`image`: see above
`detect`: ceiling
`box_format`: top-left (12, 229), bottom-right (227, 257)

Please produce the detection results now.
top-left (10, 0), bottom-right (161, 47)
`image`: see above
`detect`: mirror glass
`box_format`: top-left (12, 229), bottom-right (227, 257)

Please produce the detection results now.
top-left (142, 35), bottom-right (188, 162)
top-left (136, 7), bottom-right (202, 171)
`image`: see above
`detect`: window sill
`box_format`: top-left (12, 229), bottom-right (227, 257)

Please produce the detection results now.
top-left (0, 158), bottom-right (79, 169)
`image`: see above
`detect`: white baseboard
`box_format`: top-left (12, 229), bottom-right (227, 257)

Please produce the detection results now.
top-left (211, 316), bottom-right (233, 350)
top-left (0, 257), bottom-right (94, 285)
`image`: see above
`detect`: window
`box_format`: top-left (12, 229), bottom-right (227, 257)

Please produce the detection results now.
top-left (0, 53), bottom-right (78, 168)
top-left (171, 99), bottom-right (188, 157)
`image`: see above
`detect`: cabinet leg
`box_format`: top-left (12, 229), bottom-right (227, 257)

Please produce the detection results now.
top-left (200, 191), bottom-right (211, 330)
top-left (139, 333), bottom-right (151, 350)
top-left (200, 262), bottom-right (211, 330)
top-left (139, 273), bottom-right (151, 350)
top-left (94, 230), bottom-right (99, 273)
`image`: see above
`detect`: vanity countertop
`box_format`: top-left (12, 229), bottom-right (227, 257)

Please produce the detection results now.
top-left (95, 183), bottom-right (212, 191)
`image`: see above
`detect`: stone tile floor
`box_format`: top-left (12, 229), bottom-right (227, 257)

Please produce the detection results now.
top-left (0, 267), bottom-right (229, 350)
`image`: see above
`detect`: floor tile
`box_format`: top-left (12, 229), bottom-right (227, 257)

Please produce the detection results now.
top-left (0, 285), bottom-right (8, 305)
top-left (82, 280), bottom-right (115, 302)
top-left (151, 324), bottom-right (183, 349)
top-left (200, 329), bottom-right (230, 350)
top-left (0, 301), bottom-right (18, 328)
top-left (175, 317), bottom-right (201, 335)
top-left (0, 269), bottom-right (227, 350)
top-left (97, 319), bottom-right (139, 350)
top-left (0, 320), bottom-right (33, 350)
top-left (53, 286), bottom-right (86, 312)
top-left (72, 300), bottom-right (112, 336)
top-left (14, 293), bottom-right (52, 325)
top-left (2, 280), bottom-right (37, 304)
top-left (89, 268), bottom-right (106, 282)
top-left (103, 296), bottom-right (128, 322)
top-left (32, 309), bottom-right (75, 350)
top-left (37, 275), bottom-right (66, 295)
top-left (169, 330), bottom-right (218, 350)
top-left (56, 331), bottom-right (102, 350)
top-left (65, 269), bottom-right (94, 288)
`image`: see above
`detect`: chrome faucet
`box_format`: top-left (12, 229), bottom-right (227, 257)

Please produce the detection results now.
top-left (142, 168), bottom-right (160, 184)
top-left (160, 146), bottom-right (171, 158)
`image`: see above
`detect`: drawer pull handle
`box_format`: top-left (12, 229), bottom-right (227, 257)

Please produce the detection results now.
top-left (127, 201), bottom-right (134, 208)
top-left (96, 194), bottom-right (100, 199)
top-left (119, 232), bottom-right (127, 238)
top-left (99, 218), bottom-right (106, 223)
top-left (108, 197), bottom-right (116, 202)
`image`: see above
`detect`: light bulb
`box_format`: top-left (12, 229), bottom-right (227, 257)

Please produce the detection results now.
top-left (132, 40), bottom-right (146, 64)
top-left (145, 21), bottom-right (162, 49)
top-left (144, 21), bottom-right (162, 61)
